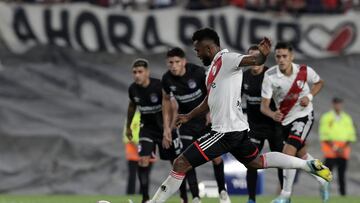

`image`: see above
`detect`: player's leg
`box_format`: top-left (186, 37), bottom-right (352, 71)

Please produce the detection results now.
top-left (277, 113), bottom-right (316, 201)
top-left (298, 146), bottom-right (329, 202)
top-left (229, 131), bottom-right (331, 202)
top-left (177, 127), bottom-right (201, 202)
top-left (246, 137), bottom-right (264, 203)
top-left (268, 124), bottom-right (285, 189)
top-left (138, 136), bottom-right (155, 203)
top-left (160, 134), bottom-right (188, 203)
top-left (150, 131), bottom-right (230, 203)
top-left (246, 152), bottom-right (332, 182)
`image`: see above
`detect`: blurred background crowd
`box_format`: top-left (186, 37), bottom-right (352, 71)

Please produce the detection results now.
top-left (3, 0), bottom-right (360, 14)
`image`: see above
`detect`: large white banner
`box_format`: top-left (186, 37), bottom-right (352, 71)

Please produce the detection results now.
top-left (0, 2), bottom-right (359, 57)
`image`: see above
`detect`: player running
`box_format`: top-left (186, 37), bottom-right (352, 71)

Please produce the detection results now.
top-left (148, 28), bottom-right (332, 203)
top-left (260, 42), bottom-right (329, 203)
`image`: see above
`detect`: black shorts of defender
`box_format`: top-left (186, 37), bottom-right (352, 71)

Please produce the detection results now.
top-left (282, 111), bottom-right (314, 150)
top-left (183, 130), bottom-right (259, 168)
top-left (139, 128), bottom-right (182, 160)
top-left (248, 123), bottom-right (284, 153)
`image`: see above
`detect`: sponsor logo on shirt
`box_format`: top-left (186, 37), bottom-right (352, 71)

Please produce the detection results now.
top-left (174, 89), bottom-right (203, 103)
top-left (138, 105), bottom-right (162, 114)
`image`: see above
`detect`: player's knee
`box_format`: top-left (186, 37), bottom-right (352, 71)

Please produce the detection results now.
top-left (246, 156), bottom-right (263, 169)
top-left (138, 156), bottom-right (150, 167)
top-left (173, 155), bottom-right (192, 173)
top-left (282, 143), bottom-right (298, 156)
top-left (212, 156), bottom-right (223, 165)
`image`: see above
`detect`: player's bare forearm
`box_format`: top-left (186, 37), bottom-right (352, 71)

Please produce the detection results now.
top-left (260, 97), bottom-right (274, 118)
top-left (162, 90), bottom-right (172, 129)
top-left (170, 99), bottom-right (178, 129)
top-left (310, 79), bottom-right (324, 97)
top-left (239, 37), bottom-right (271, 67)
top-left (188, 96), bottom-right (209, 120)
top-left (126, 101), bottom-right (136, 129)
top-left (240, 52), bottom-right (267, 66)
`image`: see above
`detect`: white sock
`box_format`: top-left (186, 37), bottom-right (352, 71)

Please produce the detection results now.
top-left (151, 170), bottom-right (185, 203)
top-left (302, 153), bottom-right (327, 185)
top-left (261, 152), bottom-right (310, 171)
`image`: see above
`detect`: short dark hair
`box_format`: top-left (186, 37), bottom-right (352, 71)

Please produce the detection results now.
top-left (192, 27), bottom-right (220, 46)
top-left (167, 47), bottom-right (185, 58)
top-left (332, 97), bottom-right (343, 103)
top-left (247, 45), bottom-right (259, 53)
top-left (132, 58), bottom-right (149, 68)
top-left (275, 42), bottom-right (293, 51)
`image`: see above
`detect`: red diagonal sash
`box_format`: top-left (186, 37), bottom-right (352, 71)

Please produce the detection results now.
top-left (279, 65), bottom-right (307, 120)
top-left (206, 56), bottom-right (222, 93)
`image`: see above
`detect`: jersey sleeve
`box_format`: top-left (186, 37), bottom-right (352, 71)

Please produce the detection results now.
top-left (161, 74), bottom-right (171, 95)
top-left (307, 66), bottom-right (321, 83)
top-left (261, 72), bottom-right (273, 99)
top-left (224, 52), bottom-right (245, 70)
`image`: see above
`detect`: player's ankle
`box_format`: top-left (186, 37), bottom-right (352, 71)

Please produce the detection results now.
top-left (279, 190), bottom-right (291, 198)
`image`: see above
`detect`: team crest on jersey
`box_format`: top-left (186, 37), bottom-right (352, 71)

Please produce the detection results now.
top-left (188, 79), bottom-right (197, 89)
top-left (150, 93), bottom-right (158, 103)
top-left (211, 82), bottom-right (216, 88)
top-left (296, 80), bottom-right (305, 89)
top-left (291, 121), bottom-right (305, 135)
top-left (170, 85), bottom-right (177, 91)
top-left (134, 97), bottom-right (140, 102)
top-left (243, 83), bottom-right (249, 90)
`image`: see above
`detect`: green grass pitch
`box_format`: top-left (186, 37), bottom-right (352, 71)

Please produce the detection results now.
top-left (0, 195), bottom-right (358, 203)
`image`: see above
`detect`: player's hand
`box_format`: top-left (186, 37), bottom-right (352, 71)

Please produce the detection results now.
top-left (162, 127), bottom-right (172, 149)
top-left (205, 112), bottom-right (212, 126)
top-left (126, 127), bottom-right (133, 141)
top-left (299, 96), bottom-right (310, 107)
top-left (176, 114), bottom-right (191, 128)
top-left (258, 37), bottom-right (272, 56)
top-left (272, 110), bottom-right (283, 122)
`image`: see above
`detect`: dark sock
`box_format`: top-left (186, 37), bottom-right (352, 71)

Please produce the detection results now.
top-left (186, 169), bottom-right (200, 198)
top-left (138, 166), bottom-right (150, 202)
top-left (246, 169), bottom-right (257, 201)
top-left (179, 181), bottom-right (188, 203)
top-left (213, 161), bottom-right (226, 193)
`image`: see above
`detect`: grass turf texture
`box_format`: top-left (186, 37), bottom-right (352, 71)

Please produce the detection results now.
top-left (0, 195), bottom-right (358, 203)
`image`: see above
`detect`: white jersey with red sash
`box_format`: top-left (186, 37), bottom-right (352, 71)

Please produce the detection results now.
top-left (262, 63), bottom-right (321, 125)
top-left (206, 49), bottom-right (249, 133)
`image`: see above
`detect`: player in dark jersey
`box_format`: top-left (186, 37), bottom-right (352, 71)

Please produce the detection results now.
top-left (161, 48), bottom-right (230, 203)
top-left (126, 59), bottom-right (181, 203)
top-left (242, 46), bottom-right (284, 203)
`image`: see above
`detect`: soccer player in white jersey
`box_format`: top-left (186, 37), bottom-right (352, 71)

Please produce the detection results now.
top-left (147, 28), bottom-right (332, 203)
top-left (261, 42), bottom-right (329, 203)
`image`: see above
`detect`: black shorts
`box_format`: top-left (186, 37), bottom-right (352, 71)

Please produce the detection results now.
top-left (248, 123), bottom-right (284, 153)
top-left (183, 130), bottom-right (259, 168)
top-left (282, 112), bottom-right (314, 150)
top-left (139, 128), bottom-right (182, 160)
top-left (176, 122), bottom-right (210, 151)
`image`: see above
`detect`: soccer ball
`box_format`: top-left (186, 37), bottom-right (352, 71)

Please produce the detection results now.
top-left (97, 200), bottom-right (111, 203)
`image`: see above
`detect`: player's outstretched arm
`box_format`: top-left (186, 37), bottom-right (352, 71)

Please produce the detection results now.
top-left (239, 37), bottom-right (271, 66)
top-left (162, 89), bottom-right (174, 149)
top-left (176, 96), bottom-right (209, 127)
